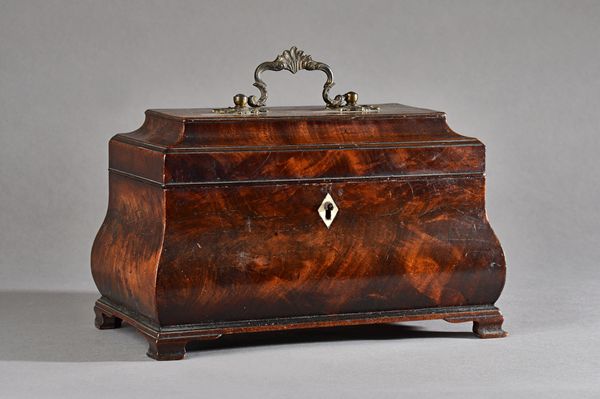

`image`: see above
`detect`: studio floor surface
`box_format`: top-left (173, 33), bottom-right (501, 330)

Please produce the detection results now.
top-left (0, 268), bottom-right (598, 399)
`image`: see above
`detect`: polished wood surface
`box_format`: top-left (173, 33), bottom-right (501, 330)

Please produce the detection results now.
top-left (157, 176), bottom-right (503, 325)
top-left (92, 103), bottom-right (506, 360)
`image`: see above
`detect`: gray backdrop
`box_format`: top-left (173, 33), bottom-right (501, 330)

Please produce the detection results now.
top-left (1, 0), bottom-right (599, 398)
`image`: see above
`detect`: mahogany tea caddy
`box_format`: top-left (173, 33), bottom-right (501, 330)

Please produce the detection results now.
top-left (92, 47), bottom-right (507, 360)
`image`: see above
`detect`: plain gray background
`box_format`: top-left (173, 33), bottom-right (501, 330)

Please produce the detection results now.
top-left (1, 0), bottom-right (599, 397)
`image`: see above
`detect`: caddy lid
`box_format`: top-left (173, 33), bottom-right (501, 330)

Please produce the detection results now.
top-left (109, 47), bottom-right (483, 186)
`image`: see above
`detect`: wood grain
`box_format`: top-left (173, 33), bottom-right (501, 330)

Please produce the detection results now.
top-left (91, 103), bottom-right (507, 359)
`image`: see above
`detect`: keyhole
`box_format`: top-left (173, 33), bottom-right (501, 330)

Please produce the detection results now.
top-left (324, 202), bottom-right (334, 220)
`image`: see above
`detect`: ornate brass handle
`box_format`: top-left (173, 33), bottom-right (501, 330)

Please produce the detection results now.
top-left (214, 46), bottom-right (378, 114)
top-left (247, 46), bottom-right (352, 108)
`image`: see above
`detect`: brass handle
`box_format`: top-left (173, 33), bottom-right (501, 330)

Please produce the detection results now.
top-left (238, 46), bottom-right (359, 109)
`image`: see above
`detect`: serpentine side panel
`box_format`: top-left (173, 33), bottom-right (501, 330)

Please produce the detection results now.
top-left (91, 173), bottom-right (164, 322)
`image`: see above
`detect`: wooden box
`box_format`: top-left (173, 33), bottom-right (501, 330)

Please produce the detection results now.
top-left (92, 47), bottom-right (506, 360)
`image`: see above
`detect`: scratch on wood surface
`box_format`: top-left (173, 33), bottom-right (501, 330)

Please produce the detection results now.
top-left (406, 181), bottom-right (415, 198)
top-left (250, 152), bottom-right (272, 177)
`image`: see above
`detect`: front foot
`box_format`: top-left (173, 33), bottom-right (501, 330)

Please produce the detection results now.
top-left (145, 337), bottom-right (187, 361)
top-left (444, 307), bottom-right (507, 339)
top-left (473, 315), bottom-right (508, 338)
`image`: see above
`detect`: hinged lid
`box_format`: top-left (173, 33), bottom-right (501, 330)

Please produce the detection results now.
top-left (109, 47), bottom-right (484, 187)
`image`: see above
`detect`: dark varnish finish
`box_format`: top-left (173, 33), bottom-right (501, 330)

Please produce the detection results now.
top-left (92, 104), bottom-right (506, 360)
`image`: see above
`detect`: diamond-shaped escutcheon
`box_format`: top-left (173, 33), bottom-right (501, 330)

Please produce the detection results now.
top-left (318, 193), bottom-right (338, 228)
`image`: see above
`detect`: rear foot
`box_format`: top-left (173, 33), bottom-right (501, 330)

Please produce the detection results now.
top-left (94, 306), bottom-right (122, 329)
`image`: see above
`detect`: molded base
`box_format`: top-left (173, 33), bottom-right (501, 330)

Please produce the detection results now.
top-left (94, 297), bottom-right (507, 360)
